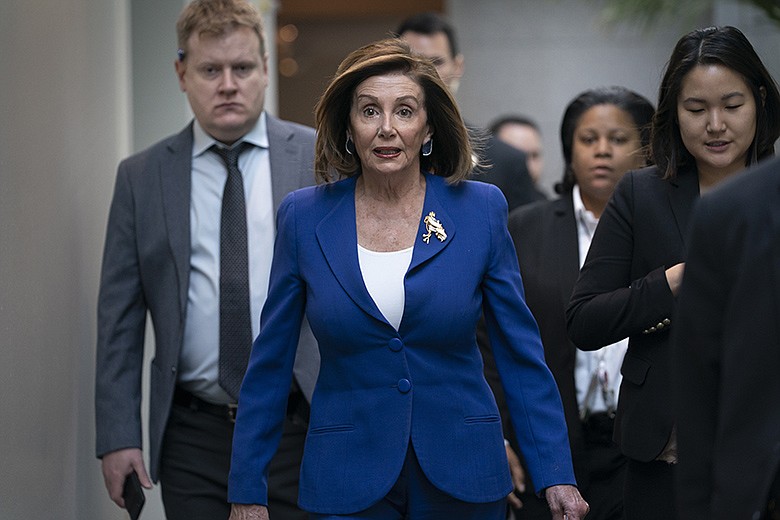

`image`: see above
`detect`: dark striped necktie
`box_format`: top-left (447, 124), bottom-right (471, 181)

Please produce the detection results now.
top-left (212, 142), bottom-right (253, 401)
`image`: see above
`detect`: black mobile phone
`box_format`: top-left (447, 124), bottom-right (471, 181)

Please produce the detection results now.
top-left (122, 471), bottom-right (145, 520)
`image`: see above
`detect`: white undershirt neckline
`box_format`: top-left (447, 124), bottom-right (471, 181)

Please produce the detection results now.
top-left (357, 244), bottom-right (413, 330)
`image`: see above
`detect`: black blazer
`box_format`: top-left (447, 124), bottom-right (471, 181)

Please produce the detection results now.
top-left (672, 156), bottom-right (780, 520)
top-left (566, 165), bottom-right (699, 462)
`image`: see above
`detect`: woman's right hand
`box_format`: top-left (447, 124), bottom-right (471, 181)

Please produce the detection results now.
top-left (544, 484), bottom-right (589, 520)
top-left (229, 504), bottom-right (269, 520)
top-left (665, 262), bottom-right (685, 296)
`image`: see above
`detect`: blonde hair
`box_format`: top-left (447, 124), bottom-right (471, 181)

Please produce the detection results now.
top-left (176, 0), bottom-right (265, 57)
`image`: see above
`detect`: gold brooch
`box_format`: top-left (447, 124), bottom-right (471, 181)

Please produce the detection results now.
top-left (422, 211), bottom-right (447, 243)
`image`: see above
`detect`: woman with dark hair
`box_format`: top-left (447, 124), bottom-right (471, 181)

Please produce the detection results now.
top-left (555, 88), bottom-right (654, 197)
top-left (566, 26), bottom-right (780, 520)
top-left (492, 87), bottom-right (654, 519)
top-left (227, 38), bottom-right (588, 520)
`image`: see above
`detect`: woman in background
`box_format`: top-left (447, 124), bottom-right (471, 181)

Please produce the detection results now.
top-left (487, 87), bottom-right (653, 519)
top-left (566, 26), bottom-right (780, 520)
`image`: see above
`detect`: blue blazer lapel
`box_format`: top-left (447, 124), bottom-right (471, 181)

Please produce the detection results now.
top-left (160, 124), bottom-right (193, 316)
top-left (409, 175), bottom-right (456, 272)
top-left (315, 177), bottom-right (387, 324)
top-left (315, 174), bottom-right (456, 325)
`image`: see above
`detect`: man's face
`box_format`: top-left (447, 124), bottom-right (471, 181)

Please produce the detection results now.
top-left (175, 26), bottom-right (268, 145)
top-left (497, 123), bottom-right (545, 184)
top-left (399, 30), bottom-right (464, 92)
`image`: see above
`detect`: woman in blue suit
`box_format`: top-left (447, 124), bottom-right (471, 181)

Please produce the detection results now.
top-left (228, 38), bottom-right (588, 520)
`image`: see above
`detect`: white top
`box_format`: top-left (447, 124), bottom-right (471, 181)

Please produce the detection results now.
top-left (179, 113), bottom-right (275, 404)
top-left (572, 185), bottom-right (628, 417)
top-left (358, 245), bottom-right (413, 331)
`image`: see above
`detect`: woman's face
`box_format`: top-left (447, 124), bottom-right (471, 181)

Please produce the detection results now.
top-left (571, 104), bottom-right (644, 209)
top-left (348, 72), bottom-right (431, 179)
top-left (677, 64), bottom-right (757, 178)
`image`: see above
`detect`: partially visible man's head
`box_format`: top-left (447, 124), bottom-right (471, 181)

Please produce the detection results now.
top-left (490, 116), bottom-right (544, 184)
top-left (395, 12), bottom-right (464, 93)
top-left (175, 0), bottom-right (268, 144)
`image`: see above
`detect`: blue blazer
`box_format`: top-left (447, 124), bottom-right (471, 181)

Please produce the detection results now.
top-left (229, 173), bottom-right (575, 514)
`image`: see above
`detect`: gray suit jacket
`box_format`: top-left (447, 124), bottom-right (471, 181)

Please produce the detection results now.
top-left (95, 115), bottom-right (319, 481)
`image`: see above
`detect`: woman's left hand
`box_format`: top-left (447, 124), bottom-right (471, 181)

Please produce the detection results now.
top-left (544, 484), bottom-right (589, 520)
top-left (228, 504), bottom-right (269, 520)
top-left (505, 443), bottom-right (525, 509)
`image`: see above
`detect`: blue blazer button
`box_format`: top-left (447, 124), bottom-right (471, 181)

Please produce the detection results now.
top-left (397, 379), bottom-right (411, 393)
top-left (388, 338), bottom-right (403, 352)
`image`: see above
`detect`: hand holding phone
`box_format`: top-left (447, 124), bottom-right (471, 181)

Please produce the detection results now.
top-left (122, 471), bottom-right (145, 520)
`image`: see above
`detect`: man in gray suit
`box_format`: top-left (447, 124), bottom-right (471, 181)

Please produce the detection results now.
top-left (95, 1), bottom-right (317, 519)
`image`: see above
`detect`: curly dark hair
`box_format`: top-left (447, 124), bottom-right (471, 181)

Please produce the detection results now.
top-left (555, 86), bottom-right (655, 194)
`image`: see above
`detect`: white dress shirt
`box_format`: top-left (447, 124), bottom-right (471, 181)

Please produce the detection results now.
top-left (179, 113), bottom-right (275, 404)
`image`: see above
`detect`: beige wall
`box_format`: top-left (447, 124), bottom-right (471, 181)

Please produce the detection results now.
top-left (0, 0), bottom-right (130, 518)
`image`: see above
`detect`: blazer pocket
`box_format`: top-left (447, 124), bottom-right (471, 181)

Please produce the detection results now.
top-left (308, 424), bottom-right (355, 435)
top-left (621, 354), bottom-right (651, 386)
top-left (464, 414), bottom-right (501, 425)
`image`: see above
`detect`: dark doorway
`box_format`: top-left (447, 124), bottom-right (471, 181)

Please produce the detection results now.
top-left (276, 0), bottom-right (444, 127)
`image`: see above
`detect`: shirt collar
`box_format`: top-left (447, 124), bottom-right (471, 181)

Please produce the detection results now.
top-left (192, 111), bottom-right (269, 157)
top-left (572, 184), bottom-right (599, 237)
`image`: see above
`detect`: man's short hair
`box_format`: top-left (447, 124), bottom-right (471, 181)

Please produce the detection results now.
top-left (394, 12), bottom-right (459, 58)
top-left (488, 115), bottom-right (541, 137)
top-left (176, 0), bottom-right (266, 58)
